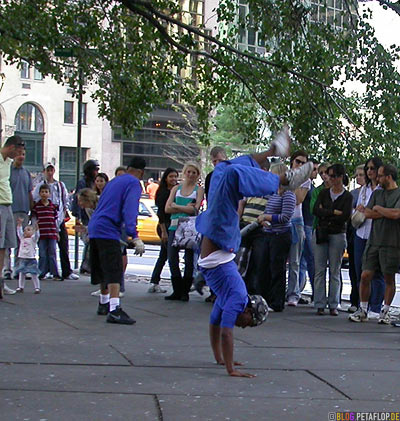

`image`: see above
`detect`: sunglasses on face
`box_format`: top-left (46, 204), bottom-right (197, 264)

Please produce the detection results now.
top-left (294, 158), bottom-right (306, 165)
top-left (319, 170), bottom-right (327, 176)
top-left (366, 166), bottom-right (376, 171)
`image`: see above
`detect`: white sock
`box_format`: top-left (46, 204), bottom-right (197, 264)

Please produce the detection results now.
top-left (19, 273), bottom-right (26, 289)
top-left (100, 294), bottom-right (110, 304)
top-left (382, 304), bottom-right (390, 313)
top-left (360, 302), bottom-right (368, 312)
top-left (32, 275), bottom-right (40, 290)
top-left (109, 297), bottom-right (120, 312)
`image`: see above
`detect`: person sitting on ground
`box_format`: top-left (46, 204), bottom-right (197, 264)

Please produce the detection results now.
top-left (148, 167), bottom-right (179, 293)
top-left (196, 126), bottom-right (313, 377)
top-left (257, 163), bottom-right (296, 312)
top-left (31, 184), bottom-right (61, 281)
top-left (14, 218), bottom-right (41, 294)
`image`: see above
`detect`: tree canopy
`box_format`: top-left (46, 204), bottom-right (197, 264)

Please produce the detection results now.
top-left (0, 0), bottom-right (399, 167)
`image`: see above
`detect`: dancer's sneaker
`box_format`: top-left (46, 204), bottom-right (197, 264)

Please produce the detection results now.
top-left (271, 125), bottom-right (291, 157)
top-left (106, 306), bottom-right (136, 325)
top-left (349, 308), bottom-right (368, 322)
top-left (378, 310), bottom-right (391, 325)
top-left (283, 162), bottom-right (314, 191)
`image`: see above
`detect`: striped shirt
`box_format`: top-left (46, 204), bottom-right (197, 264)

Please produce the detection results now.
top-left (264, 191), bottom-right (296, 234)
top-left (32, 200), bottom-right (58, 239)
top-left (241, 197), bottom-right (268, 224)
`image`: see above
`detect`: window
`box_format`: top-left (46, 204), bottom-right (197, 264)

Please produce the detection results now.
top-left (59, 146), bottom-right (88, 190)
top-left (20, 61), bottom-right (30, 79)
top-left (81, 103), bottom-right (87, 125)
top-left (34, 68), bottom-right (43, 80)
top-left (64, 101), bottom-right (74, 124)
top-left (15, 103), bottom-right (44, 132)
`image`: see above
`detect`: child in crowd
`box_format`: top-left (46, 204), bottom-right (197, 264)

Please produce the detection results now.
top-left (15, 219), bottom-right (41, 293)
top-left (31, 184), bottom-right (60, 280)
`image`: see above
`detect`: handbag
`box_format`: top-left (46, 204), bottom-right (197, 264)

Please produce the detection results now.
top-left (351, 186), bottom-right (367, 229)
top-left (172, 216), bottom-right (200, 249)
top-left (315, 226), bottom-right (329, 244)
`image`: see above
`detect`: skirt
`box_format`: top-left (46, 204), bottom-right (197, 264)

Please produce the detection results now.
top-left (14, 258), bottom-right (40, 275)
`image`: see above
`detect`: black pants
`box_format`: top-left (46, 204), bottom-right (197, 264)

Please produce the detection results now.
top-left (346, 225), bottom-right (359, 307)
top-left (151, 241), bottom-right (168, 285)
top-left (259, 231), bottom-right (292, 311)
top-left (241, 227), bottom-right (264, 294)
top-left (58, 222), bottom-right (72, 278)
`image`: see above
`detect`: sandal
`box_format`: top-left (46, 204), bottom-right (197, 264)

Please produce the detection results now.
top-left (34, 288), bottom-right (41, 294)
top-left (16, 287), bottom-right (24, 293)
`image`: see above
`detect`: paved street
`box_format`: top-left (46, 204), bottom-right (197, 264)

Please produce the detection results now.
top-left (1, 238), bottom-right (400, 420)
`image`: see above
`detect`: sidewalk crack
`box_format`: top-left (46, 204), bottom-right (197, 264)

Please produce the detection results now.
top-left (109, 344), bottom-right (134, 366)
top-left (306, 369), bottom-right (352, 400)
top-left (153, 394), bottom-right (164, 421)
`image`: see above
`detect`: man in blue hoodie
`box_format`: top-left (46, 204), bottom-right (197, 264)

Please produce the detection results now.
top-left (88, 157), bottom-right (146, 325)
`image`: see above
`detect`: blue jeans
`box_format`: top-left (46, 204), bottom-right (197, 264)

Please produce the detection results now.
top-left (287, 219), bottom-right (305, 301)
top-left (38, 238), bottom-right (59, 277)
top-left (354, 234), bottom-right (385, 313)
top-left (167, 230), bottom-right (194, 297)
top-left (313, 232), bottom-right (346, 309)
top-left (299, 224), bottom-right (315, 294)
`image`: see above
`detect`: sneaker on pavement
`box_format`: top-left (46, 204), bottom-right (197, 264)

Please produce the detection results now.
top-left (349, 308), bottom-right (368, 322)
top-left (348, 305), bottom-right (358, 313)
top-left (52, 276), bottom-right (63, 281)
top-left (91, 289), bottom-right (101, 296)
top-left (298, 297), bottom-right (309, 305)
top-left (287, 298), bottom-right (298, 307)
top-left (106, 306), bottom-right (136, 325)
top-left (3, 271), bottom-right (12, 281)
top-left (3, 284), bottom-right (16, 295)
top-left (97, 302), bottom-right (110, 316)
top-left (367, 311), bottom-right (380, 320)
top-left (34, 288), bottom-right (41, 294)
top-left (16, 287), bottom-right (24, 293)
top-left (148, 284), bottom-right (166, 293)
top-left (271, 125), bottom-right (291, 157)
top-left (65, 273), bottom-right (79, 280)
top-left (283, 162), bottom-right (314, 191)
top-left (378, 310), bottom-right (391, 325)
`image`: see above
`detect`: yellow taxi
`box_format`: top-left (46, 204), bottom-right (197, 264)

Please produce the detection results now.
top-left (65, 198), bottom-right (161, 244)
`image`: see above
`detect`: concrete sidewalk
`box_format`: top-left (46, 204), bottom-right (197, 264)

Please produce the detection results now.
top-left (1, 276), bottom-right (400, 420)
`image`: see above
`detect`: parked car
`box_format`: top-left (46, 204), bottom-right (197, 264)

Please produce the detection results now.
top-left (66, 198), bottom-right (161, 244)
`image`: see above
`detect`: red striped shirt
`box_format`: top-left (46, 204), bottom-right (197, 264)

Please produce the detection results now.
top-left (32, 200), bottom-right (58, 239)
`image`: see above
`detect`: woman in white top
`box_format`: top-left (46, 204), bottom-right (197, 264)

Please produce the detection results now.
top-left (353, 157), bottom-right (385, 316)
top-left (165, 162), bottom-right (204, 301)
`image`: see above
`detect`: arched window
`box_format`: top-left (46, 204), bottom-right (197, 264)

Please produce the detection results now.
top-left (14, 102), bottom-right (44, 172)
top-left (15, 102), bottom-right (44, 132)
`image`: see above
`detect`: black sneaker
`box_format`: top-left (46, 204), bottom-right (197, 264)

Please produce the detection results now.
top-left (298, 297), bottom-right (309, 305)
top-left (3, 271), bottom-right (12, 281)
top-left (97, 302), bottom-right (110, 316)
top-left (164, 294), bottom-right (181, 301)
top-left (106, 306), bottom-right (136, 325)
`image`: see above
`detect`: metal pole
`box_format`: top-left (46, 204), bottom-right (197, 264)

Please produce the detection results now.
top-left (74, 69), bottom-right (83, 269)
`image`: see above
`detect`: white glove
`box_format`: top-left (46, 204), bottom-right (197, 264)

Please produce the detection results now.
top-left (132, 238), bottom-right (145, 256)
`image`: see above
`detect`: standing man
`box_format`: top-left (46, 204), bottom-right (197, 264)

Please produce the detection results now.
top-left (33, 163), bottom-right (78, 280)
top-left (298, 159), bottom-right (319, 301)
top-left (349, 164), bottom-right (400, 324)
top-left (286, 151), bottom-right (311, 306)
top-left (146, 178), bottom-right (159, 200)
top-left (88, 157), bottom-right (146, 325)
top-left (0, 135), bottom-right (26, 297)
top-left (3, 149), bottom-right (33, 280)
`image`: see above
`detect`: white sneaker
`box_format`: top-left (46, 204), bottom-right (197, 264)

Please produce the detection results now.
top-left (45, 274), bottom-right (54, 280)
top-left (347, 305), bottom-right (358, 313)
top-left (287, 298), bottom-right (298, 307)
top-left (119, 291), bottom-right (125, 298)
top-left (3, 284), bottom-right (16, 295)
top-left (378, 310), bottom-right (391, 325)
top-left (65, 273), bottom-right (79, 280)
top-left (284, 162), bottom-right (314, 191)
top-left (367, 311), bottom-right (380, 320)
top-left (349, 308), bottom-right (368, 322)
top-left (271, 125), bottom-right (291, 157)
top-left (148, 284), bottom-right (167, 293)
top-left (91, 289), bottom-right (101, 296)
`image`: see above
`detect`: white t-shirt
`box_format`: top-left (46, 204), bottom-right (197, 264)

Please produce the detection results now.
top-left (292, 179), bottom-right (311, 219)
top-left (198, 250), bottom-right (235, 269)
top-left (355, 184), bottom-right (382, 240)
top-left (17, 226), bottom-right (40, 259)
